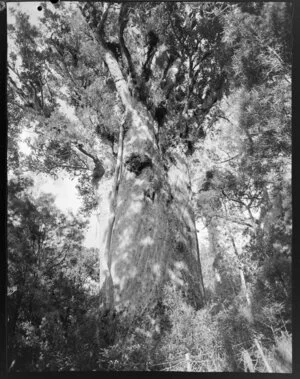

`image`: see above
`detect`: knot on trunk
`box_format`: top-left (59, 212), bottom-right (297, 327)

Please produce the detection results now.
top-left (212, 253), bottom-right (223, 269)
top-left (143, 174), bottom-right (163, 202)
top-left (176, 240), bottom-right (187, 254)
top-left (144, 187), bottom-right (156, 201)
top-left (125, 153), bottom-right (153, 176)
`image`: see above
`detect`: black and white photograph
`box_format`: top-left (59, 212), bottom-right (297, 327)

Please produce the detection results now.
top-left (6, 0), bottom-right (292, 372)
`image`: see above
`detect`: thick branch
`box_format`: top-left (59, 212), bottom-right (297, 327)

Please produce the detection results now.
top-left (75, 143), bottom-right (99, 163)
top-left (118, 4), bottom-right (137, 81)
top-left (104, 50), bottom-right (133, 109)
top-left (79, 3), bottom-right (133, 110)
top-left (95, 3), bottom-right (111, 45)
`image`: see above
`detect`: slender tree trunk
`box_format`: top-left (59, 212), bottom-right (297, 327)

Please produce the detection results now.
top-left (208, 220), bottom-right (222, 285)
top-left (229, 234), bottom-right (251, 306)
top-left (97, 112), bottom-right (125, 311)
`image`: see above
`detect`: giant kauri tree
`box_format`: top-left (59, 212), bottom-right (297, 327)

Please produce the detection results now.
top-left (8, 1), bottom-right (292, 355)
top-left (9, 2), bottom-right (229, 315)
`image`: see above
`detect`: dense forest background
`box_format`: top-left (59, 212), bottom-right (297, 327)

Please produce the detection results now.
top-left (6, 1), bottom-right (292, 372)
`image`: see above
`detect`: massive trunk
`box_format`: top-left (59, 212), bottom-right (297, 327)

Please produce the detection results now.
top-left (107, 104), bottom-right (205, 315)
top-left (79, 5), bottom-right (205, 319)
top-left (98, 98), bottom-right (205, 317)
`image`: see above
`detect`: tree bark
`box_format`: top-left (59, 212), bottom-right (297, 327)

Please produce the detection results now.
top-left (108, 106), bottom-right (204, 315)
top-left (100, 54), bottom-right (203, 316)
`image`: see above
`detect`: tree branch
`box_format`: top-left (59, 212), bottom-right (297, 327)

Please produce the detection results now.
top-left (79, 2), bottom-right (132, 110)
top-left (118, 4), bottom-right (137, 81)
top-left (95, 3), bottom-right (111, 45)
top-left (221, 189), bottom-right (257, 224)
top-left (212, 214), bottom-right (255, 229)
top-left (215, 153), bottom-right (241, 164)
top-left (74, 143), bottom-right (99, 164)
top-left (168, 12), bottom-right (187, 54)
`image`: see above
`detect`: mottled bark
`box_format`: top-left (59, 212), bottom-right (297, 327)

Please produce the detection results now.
top-left (108, 105), bottom-right (204, 315)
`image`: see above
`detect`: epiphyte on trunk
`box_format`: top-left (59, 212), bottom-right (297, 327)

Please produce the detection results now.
top-left (125, 153), bottom-right (153, 176)
top-left (92, 159), bottom-right (105, 186)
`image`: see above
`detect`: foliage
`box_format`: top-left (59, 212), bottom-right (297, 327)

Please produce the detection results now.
top-left (187, 2), bottom-right (291, 372)
top-left (95, 285), bottom-right (230, 371)
top-left (267, 331), bottom-right (292, 373)
top-left (156, 285), bottom-right (230, 371)
top-left (222, 2), bottom-right (292, 88)
top-left (7, 176), bottom-right (101, 371)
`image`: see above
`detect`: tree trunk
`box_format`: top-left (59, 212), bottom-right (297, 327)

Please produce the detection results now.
top-left (80, 7), bottom-right (205, 318)
top-left (208, 221), bottom-right (222, 285)
top-left (107, 103), bottom-right (204, 315)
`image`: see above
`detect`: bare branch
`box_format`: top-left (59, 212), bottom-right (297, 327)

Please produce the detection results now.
top-left (212, 214), bottom-right (255, 229)
top-left (215, 153), bottom-right (241, 164)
